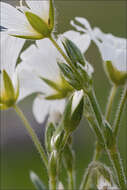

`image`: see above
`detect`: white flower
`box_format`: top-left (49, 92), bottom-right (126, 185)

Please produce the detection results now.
top-left (97, 176), bottom-right (119, 190)
top-left (1, 0), bottom-right (54, 39)
top-left (0, 32), bottom-right (25, 109)
top-left (71, 17), bottom-right (127, 73)
top-left (18, 30), bottom-right (91, 123)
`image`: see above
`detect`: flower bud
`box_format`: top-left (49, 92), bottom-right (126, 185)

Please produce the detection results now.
top-left (62, 90), bottom-right (84, 133)
top-left (48, 150), bottom-right (58, 178)
top-left (62, 37), bottom-right (85, 66)
top-left (45, 122), bottom-right (55, 154)
top-left (105, 61), bottom-right (127, 85)
top-left (51, 131), bottom-right (64, 151)
top-left (0, 70), bottom-right (19, 109)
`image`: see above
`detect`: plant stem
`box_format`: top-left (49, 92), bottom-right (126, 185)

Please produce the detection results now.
top-left (49, 177), bottom-right (57, 190)
top-left (85, 88), bottom-right (127, 189)
top-left (68, 170), bottom-right (75, 190)
top-left (108, 145), bottom-right (127, 189)
top-left (13, 104), bottom-right (48, 169)
top-left (86, 89), bottom-right (103, 127)
top-left (113, 84), bottom-right (127, 137)
top-left (105, 85), bottom-right (117, 121)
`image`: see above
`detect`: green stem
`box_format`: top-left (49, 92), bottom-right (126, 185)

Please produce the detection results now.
top-left (85, 88), bottom-right (127, 189)
top-left (80, 162), bottom-right (97, 190)
top-left (49, 177), bottom-right (57, 190)
top-left (85, 115), bottom-right (105, 147)
top-left (13, 104), bottom-right (48, 169)
top-left (108, 145), bottom-right (127, 189)
top-left (68, 170), bottom-right (75, 190)
top-left (105, 85), bottom-right (117, 121)
top-left (86, 89), bottom-right (103, 127)
top-left (113, 84), bottom-right (127, 137)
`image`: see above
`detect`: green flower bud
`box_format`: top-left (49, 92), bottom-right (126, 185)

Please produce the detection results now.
top-left (105, 61), bottom-right (127, 85)
top-left (48, 150), bottom-right (58, 178)
top-left (58, 62), bottom-right (81, 90)
top-left (0, 70), bottom-right (19, 109)
top-left (51, 130), bottom-right (64, 151)
top-left (62, 90), bottom-right (84, 133)
top-left (62, 37), bottom-right (85, 66)
top-left (45, 122), bottom-right (55, 154)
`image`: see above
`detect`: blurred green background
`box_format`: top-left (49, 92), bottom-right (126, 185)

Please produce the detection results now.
top-left (0, 0), bottom-right (127, 189)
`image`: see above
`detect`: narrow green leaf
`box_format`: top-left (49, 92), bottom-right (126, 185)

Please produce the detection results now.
top-left (25, 12), bottom-right (50, 36)
top-left (30, 171), bottom-right (46, 190)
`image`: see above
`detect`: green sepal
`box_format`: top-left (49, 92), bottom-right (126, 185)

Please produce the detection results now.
top-left (30, 171), bottom-right (46, 190)
top-left (1, 70), bottom-right (16, 106)
top-left (58, 62), bottom-right (81, 90)
top-left (49, 0), bottom-right (54, 29)
top-left (105, 61), bottom-right (127, 85)
top-left (40, 77), bottom-right (61, 91)
top-left (25, 12), bottom-right (51, 37)
top-left (10, 33), bottom-right (43, 40)
top-left (103, 120), bottom-right (115, 149)
top-left (45, 122), bottom-right (55, 154)
top-left (62, 37), bottom-right (85, 66)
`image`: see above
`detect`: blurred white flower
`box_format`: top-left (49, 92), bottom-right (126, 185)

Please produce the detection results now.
top-left (71, 17), bottom-right (127, 73)
top-left (18, 30), bottom-right (90, 123)
top-left (1, 0), bottom-right (54, 39)
top-left (97, 176), bottom-right (119, 190)
top-left (0, 32), bottom-right (25, 109)
top-left (57, 182), bottom-right (64, 190)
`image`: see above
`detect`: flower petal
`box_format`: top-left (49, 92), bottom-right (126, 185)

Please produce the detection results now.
top-left (0, 2), bottom-right (26, 29)
top-left (21, 39), bottom-right (60, 81)
top-left (63, 30), bottom-right (91, 53)
top-left (26, 0), bottom-right (49, 23)
top-left (0, 32), bottom-right (25, 77)
top-left (33, 96), bottom-right (65, 123)
top-left (17, 65), bottom-right (46, 101)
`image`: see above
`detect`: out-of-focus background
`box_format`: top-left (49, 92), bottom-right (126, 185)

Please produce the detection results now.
top-left (0, 0), bottom-right (127, 189)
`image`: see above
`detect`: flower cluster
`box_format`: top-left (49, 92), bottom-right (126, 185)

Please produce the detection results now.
top-left (0, 0), bottom-right (127, 190)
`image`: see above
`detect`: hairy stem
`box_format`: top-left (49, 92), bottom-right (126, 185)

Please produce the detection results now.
top-left (105, 85), bottom-right (117, 121)
top-left (13, 104), bottom-right (48, 169)
top-left (113, 84), bottom-right (127, 137)
top-left (108, 145), bottom-right (127, 189)
top-left (85, 88), bottom-right (127, 189)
